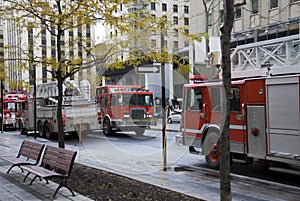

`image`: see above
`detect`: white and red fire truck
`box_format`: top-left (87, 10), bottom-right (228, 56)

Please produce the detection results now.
top-left (176, 34), bottom-right (300, 174)
top-left (18, 80), bottom-right (98, 138)
top-left (0, 94), bottom-right (26, 130)
top-left (96, 85), bottom-right (157, 136)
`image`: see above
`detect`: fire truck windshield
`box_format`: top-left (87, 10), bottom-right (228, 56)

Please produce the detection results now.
top-left (117, 94), bottom-right (153, 106)
top-left (6, 102), bottom-right (16, 111)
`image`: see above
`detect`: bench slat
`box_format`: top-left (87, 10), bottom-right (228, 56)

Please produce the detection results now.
top-left (0, 140), bottom-right (45, 174)
top-left (21, 145), bottom-right (77, 198)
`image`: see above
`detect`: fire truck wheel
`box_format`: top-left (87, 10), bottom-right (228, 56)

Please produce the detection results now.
top-left (167, 117), bottom-right (172, 124)
top-left (203, 131), bottom-right (220, 169)
top-left (45, 123), bottom-right (52, 139)
top-left (103, 119), bottom-right (112, 136)
top-left (38, 124), bottom-right (44, 137)
top-left (135, 127), bottom-right (145, 136)
top-left (19, 121), bottom-right (27, 135)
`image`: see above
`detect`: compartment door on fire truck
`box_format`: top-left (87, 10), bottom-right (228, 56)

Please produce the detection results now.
top-left (183, 86), bottom-right (208, 145)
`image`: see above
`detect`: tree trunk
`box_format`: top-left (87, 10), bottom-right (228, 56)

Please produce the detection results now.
top-left (220, 0), bottom-right (234, 201)
top-left (57, 73), bottom-right (65, 148)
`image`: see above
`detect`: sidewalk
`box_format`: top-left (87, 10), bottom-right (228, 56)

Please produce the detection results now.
top-left (1, 129), bottom-right (300, 201)
top-left (0, 135), bottom-right (91, 200)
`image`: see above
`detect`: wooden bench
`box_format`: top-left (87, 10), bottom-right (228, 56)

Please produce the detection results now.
top-left (21, 145), bottom-right (77, 198)
top-left (0, 140), bottom-right (45, 174)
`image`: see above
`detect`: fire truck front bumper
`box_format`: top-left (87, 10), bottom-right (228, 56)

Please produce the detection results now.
top-left (3, 119), bottom-right (16, 127)
top-left (113, 118), bottom-right (157, 128)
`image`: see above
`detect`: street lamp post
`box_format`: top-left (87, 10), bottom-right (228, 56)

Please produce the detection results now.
top-left (33, 64), bottom-right (37, 139)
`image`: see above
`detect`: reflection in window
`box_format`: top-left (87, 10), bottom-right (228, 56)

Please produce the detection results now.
top-left (230, 88), bottom-right (240, 112)
top-left (211, 87), bottom-right (220, 112)
top-left (187, 88), bottom-right (202, 111)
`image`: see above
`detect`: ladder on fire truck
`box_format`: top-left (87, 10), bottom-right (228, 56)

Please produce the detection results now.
top-left (230, 34), bottom-right (300, 78)
top-left (34, 80), bottom-right (91, 102)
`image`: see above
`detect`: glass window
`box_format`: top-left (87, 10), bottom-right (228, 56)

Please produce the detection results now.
top-left (187, 88), bottom-right (203, 111)
top-left (210, 88), bottom-right (220, 112)
top-left (184, 5), bottom-right (189, 14)
top-left (230, 88), bottom-right (240, 112)
top-left (234, 6), bottom-right (242, 19)
top-left (173, 16), bottom-right (178, 25)
top-left (173, 4), bottom-right (178, 13)
top-left (184, 17), bottom-right (189, 26)
top-left (252, 0), bottom-right (258, 14)
top-left (150, 2), bottom-right (155, 10)
top-left (208, 13), bottom-right (212, 26)
top-left (162, 3), bottom-right (167, 11)
top-left (270, 0), bottom-right (278, 9)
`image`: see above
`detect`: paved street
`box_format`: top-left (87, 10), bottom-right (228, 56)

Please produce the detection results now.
top-left (1, 128), bottom-right (300, 200)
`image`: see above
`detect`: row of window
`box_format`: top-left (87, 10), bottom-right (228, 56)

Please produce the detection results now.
top-left (251, 0), bottom-right (300, 14)
top-left (150, 2), bottom-right (189, 14)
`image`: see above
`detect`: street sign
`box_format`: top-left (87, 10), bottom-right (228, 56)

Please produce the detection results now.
top-left (136, 64), bottom-right (160, 73)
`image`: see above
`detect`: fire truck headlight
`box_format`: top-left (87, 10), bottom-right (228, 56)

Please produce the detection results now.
top-left (123, 113), bottom-right (130, 118)
top-left (146, 113), bottom-right (152, 118)
top-left (5, 114), bottom-right (10, 118)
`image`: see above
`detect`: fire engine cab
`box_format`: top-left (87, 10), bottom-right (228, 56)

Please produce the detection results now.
top-left (96, 85), bottom-right (157, 136)
top-left (176, 35), bottom-right (300, 174)
top-left (0, 94), bottom-right (26, 130)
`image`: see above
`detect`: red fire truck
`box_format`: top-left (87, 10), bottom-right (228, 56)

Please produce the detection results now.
top-left (0, 94), bottom-right (26, 130)
top-left (96, 85), bottom-right (157, 136)
top-left (176, 74), bottom-right (300, 173)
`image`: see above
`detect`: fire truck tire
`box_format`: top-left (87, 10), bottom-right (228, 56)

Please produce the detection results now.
top-left (167, 118), bottom-right (172, 124)
top-left (135, 127), bottom-right (145, 136)
top-left (203, 131), bottom-right (220, 169)
top-left (103, 119), bottom-right (112, 136)
top-left (45, 123), bottom-right (52, 139)
top-left (19, 121), bottom-right (27, 135)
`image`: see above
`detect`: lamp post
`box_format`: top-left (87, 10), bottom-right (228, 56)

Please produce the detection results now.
top-left (1, 78), bottom-right (3, 133)
top-left (33, 64), bottom-right (37, 139)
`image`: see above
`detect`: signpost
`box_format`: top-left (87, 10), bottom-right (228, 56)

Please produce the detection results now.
top-left (136, 63), bottom-right (161, 74)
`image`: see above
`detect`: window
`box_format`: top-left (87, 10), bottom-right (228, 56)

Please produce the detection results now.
top-left (173, 16), bottom-right (178, 25)
top-left (252, 0), bottom-right (258, 14)
top-left (184, 17), bottom-right (189, 26)
top-left (151, 39), bottom-right (156, 48)
top-left (174, 28), bottom-right (178, 36)
top-left (208, 13), bottom-right (212, 26)
top-left (173, 41), bottom-right (178, 50)
top-left (184, 5), bottom-right (189, 14)
top-left (173, 4), bottom-right (178, 13)
top-left (234, 6), bottom-right (242, 19)
top-left (162, 3), bottom-right (167, 11)
top-left (230, 88), bottom-right (240, 112)
top-left (210, 88), bottom-right (220, 112)
top-left (219, 10), bottom-right (224, 23)
top-left (187, 88), bottom-right (203, 111)
top-left (270, 0), bottom-right (278, 9)
top-left (150, 2), bottom-right (155, 10)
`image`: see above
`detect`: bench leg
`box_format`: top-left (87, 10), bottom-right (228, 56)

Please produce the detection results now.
top-left (23, 172), bottom-right (31, 182)
top-left (6, 165), bottom-right (24, 174)
top-left (53, 179), bottom-right (75, 199)
top-left (29, 175), bottom-right (38, 186)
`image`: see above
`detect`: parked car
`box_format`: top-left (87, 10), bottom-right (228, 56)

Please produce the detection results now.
top-left (167, 110), bottom-right (182, 124)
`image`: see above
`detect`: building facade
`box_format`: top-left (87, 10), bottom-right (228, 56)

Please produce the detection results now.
top-left (189, 0), bottom-right (300, 78)
top-left (0, 0), bottom-right (96, 93)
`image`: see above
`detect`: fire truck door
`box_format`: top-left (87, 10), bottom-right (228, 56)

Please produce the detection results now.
top-left (183, 87), bottom-right (207, 145)
top-left (246, 105), bottom-right (266, 157)
top-left (229, 87), bottom-right (247, 154)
